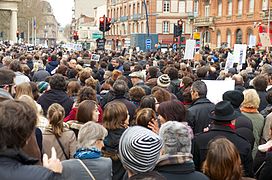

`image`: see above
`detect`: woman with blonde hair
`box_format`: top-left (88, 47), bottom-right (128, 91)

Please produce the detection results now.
top-left (15, 82), bottom-right (33, 99)
top-left (241, 89), bottom-right (265, 158)
top-left (103, 101), bottom-right (129, 180)
top-left (202, 137), bottom-right (247, 180)
top-left (43, 103), bottom-right (77, 161)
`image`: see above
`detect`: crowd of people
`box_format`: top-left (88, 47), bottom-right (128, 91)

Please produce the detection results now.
top-left (0, 43), bottom-right (272, 180)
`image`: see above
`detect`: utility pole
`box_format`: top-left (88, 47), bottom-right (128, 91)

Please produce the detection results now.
top-left (178, 19), bottom-right (183, 54)
top-left (143, 0), bottom-right (149, 37)
top-left (268, 1), bottom-right (271, 52)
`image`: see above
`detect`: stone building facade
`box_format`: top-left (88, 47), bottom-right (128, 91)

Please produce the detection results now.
top-left (195, 0), bottom-right (271, 48)
top-left (106, 0), bottom-right (195, 50)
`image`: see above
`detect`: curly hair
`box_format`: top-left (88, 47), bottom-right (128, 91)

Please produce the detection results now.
top-left (77, 86), bottom-right (97, 104)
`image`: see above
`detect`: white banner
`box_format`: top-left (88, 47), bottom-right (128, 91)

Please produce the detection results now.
top-left (259, 33), bottom-right (271, 47)
top-left (233, 44), bottom-right (247, 65)
top-left (184, 39), bottom-right (196, 60)
top-left (225, 52), bottom-right (235, 71)
top-left (203, 80), bottom-right (235, 104)
top-left (248, 35), bottom-right (256, 48)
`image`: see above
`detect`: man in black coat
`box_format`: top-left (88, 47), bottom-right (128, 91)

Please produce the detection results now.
top-left (187, 80), bottom-right (215, 134)
top-left (37, 74), bottom-right (73, 117)
top-left (192, 101), bottom-right (254, 177)
top-left (223, 90), bottom-right (255, 149)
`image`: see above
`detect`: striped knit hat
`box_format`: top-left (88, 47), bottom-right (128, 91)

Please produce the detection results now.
top-left (157, 74), bottom-right (170, 88)
top-left (119, 126), bottom-right (162, 174)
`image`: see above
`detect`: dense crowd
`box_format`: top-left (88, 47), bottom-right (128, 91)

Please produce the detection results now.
top-left (0, 43), bottom-right (272, 180)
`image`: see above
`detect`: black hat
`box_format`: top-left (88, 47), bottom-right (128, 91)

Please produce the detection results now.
top-left (209, 101), bottom-right (239, 121)
top-left (223, 90), bottom-right (244, 108)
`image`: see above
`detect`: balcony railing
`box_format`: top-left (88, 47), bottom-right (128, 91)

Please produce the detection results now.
top-left (120, 16), bottom-right (128, 22)
top-left (262, 9), bottom-right (272, 20)
top-left (131, 14), bottom-right (141, 21)
top-left (194, 17), bottom-right (214, 27)
top-left (111, 18), bottom-right (117, 23)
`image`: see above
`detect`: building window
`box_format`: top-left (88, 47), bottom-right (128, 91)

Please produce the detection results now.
top-left (163, 0), bottom-right (170, 12)
top-left (247, 28), bottom-right (253, 44)
top-left (249, 0), bottom-right (254, 13)
top-left (228, 0), bottom-right (232, 15)
top-left (194, 0), bottom-right (198, 15)
top-left (179, 0), bottom-right (186, 13)
top-left (163, 21), bottom-right (169, 33)
top-left (218, 0), bottom-right (222, 16)
top-left (227, 30), bottom-right (231, 47)
top-left (238, 0), bottom-right (243, 15)
top-left (205, 5), bottom-right (210, 17)
top-left (236, 29), bottom-right (243, 44)
top-left (203, 30), bottom-right (210, 44)
top-left (217, 31), bottom-right (221, 47)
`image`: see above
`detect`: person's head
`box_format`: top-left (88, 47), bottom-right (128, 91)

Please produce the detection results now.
top-left (77, 86), bottom-right (97, 103)
top-left (196, 66), bottom-right (208, 79)
top-left (241, 89), bottom-right (260, 109)
top-left (76, 100), bottom-right (99, 123)
top-left (18, 95), bottom-right (38, 115)
top-left (0, 100), bottom-right (37, 150)
top-left (152, 86), bottom-right (171, 103)
top-left (157, 74), bottom-right (171, 88)
top-left (139, 95), bottom-right (158, 112)
top-left (129, 86), bottom-right (146, 102)
top-left (85, 77), bottom-right (98, 90)
top-left (79, 69), bottom-right (91, 85)
top-left (157, 100), bottom-right (187, 124)
top-left (266, 90), bottom-right (272, 105)
top-left (223, 90), bottom-right (244, 109)
top-left (111, 58), bottom-right (120, 67)
top-left (69, 59), bottom-right (77, 69)
top-left (232, 74), bottom-right (244, 86)
top-left (47, 103), bottom-right (65, 137)
top-left (148, 66), bottom-right (158, 78)
top-left (253, 75), bottom-right (268, 91)
top-left (15, 82), bottom-right (33, 99)
top-left (166, 67), bottom-right (179, 80)
top-left (119, 126), bottom-right (162, 177)
top-left (49, 74), bottom-right (66, 90)
top-left (136, 108), bottom-right (156, 129)
top-left (202, 137), bottom-right (243, 180)
top-left (190, 80), bottom-right (207, 100)
top-left (159, 121), bottom-right (193, 155)
top-left (129, 71), bottom-right (144, 85)
top-left (37, 81), bottom-right (49, 94)
top-left (29, 82), bottom-right (40, 101)
top-left (77, 121), bottom-right (108, 150)
top-left (9, 60), bottom-right (22, 72)
top-left (67, 80), bottom-right (81, 97)
top-left (55, 65), bottom-right (68, 76)
top-left (103, 101), bottom-right (129, 130)
top-left (113, 79), bottom-right (129, 96)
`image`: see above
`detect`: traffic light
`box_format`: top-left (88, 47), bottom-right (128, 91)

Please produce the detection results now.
top-left (16, 31), bottom-right (19, 38)
top-left (20, 32), bottom-right (24, 39)
top-left (105, 18), bottom-right (111, 32)
top-left (99, 16), bottom-right (111, 32)
top-left (73, 31), bottom-right (79, 41)
top-left (99, 17), bottom-right (105, 32)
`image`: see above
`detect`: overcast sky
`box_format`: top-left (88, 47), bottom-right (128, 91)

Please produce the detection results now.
top-left (47, 0), bottom-right (74, 27)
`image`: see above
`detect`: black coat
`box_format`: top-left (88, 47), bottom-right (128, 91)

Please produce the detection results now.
top-left (192, 125), bottom-right (254, 177)
top-left (187, 98), bottom-right (215, 134)
top-left (258, 152), bottom-right (272, 180)
top-left (155, 161), bottom-right (209, 180)
top-left (257, 90), bottom-right (268, 112)
top-left (235, 110), bottom-right (255, 149)
top-left (0, 149), bottom-right (61, 180)
top-left (37, 89), bottom-right (73, 117)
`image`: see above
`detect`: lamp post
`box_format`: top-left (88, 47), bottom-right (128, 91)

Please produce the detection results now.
top-left (142, 0), bottom-right (149, 37)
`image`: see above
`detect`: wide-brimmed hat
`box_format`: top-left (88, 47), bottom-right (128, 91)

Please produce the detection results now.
top-left (208, 101), bottom-right (239, 121)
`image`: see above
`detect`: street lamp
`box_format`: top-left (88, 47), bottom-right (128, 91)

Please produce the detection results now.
top-left (142, 0), bottom-right (149, 37)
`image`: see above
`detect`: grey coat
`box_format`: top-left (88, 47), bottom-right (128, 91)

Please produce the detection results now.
top-left (62, 157), bottom-right (112, 180)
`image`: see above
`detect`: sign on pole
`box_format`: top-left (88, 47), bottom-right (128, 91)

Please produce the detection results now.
top-left (96, 38), bottom-right (106, 50)
top-left (184, 39), bottom-right (196, 60)
top-left (146, 39), bottom-right (151, 50)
